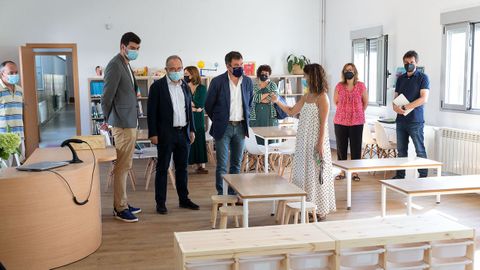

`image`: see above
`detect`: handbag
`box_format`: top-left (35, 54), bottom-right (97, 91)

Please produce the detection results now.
top-left (273, 95), bottom-right (288, 120)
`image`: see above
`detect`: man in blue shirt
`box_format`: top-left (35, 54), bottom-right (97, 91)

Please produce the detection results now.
top-left (392, 50), bottom-right (430, 179)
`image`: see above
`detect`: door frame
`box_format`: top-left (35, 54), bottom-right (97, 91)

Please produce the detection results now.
top-left (19, 43), bottom-right (81, 157)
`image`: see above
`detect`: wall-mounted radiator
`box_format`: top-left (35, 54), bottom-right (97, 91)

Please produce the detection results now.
top-left (438, 128), bottom-right (480, 175)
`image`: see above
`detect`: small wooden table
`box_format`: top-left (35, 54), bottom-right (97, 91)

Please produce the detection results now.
top-left (222, 173), bottom-right (307, 227)
top-left (252, 126), bottom-right (297, 173)
top-left (332, 157), bottom-right (442, 210)
top-left (380, 174), bottom-right (480, 216)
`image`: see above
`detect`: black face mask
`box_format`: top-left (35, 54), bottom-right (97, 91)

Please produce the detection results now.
top-left (232, 66), bottom-right (243, 78)
top-left (404, 63), bottom-right (415, 72)
top-left (344, 71), bottom-right (354, 80)
top-left (259, 74), bottom-right (269, 82)
top-left (184, 76), bottom-right (191, 83)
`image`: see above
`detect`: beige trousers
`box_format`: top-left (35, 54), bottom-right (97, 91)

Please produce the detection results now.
top-left (111, 127), bottom-right (137, 211)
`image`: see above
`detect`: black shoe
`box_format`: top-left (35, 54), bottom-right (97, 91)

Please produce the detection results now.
top-left (179, 200), bottom-right (200, 210)
top-left (391, 175), bottom-right (404, 179)
top-left (156, 203), bottom-right (168, 215)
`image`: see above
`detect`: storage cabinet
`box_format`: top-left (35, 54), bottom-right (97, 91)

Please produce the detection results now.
top-left (174, 214), bottom-right (475, 270)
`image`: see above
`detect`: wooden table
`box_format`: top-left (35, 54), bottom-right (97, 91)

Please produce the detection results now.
top-left (0, 147), bottom-right (116, 269)
top-left (332, 157), bottom-right (442, 210)
top-left (252, 126), bottom-right (297, 173)
top-left (380, 174), bottom-right (480, 216)
top-left (222, 173), bottom-right (306, 227)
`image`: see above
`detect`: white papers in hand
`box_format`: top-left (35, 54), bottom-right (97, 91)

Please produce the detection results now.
top-left (393, 94), bottom-right (413, 116)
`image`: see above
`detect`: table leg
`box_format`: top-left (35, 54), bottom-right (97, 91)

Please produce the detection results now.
top-left (381, 184), bottom-right (386, 217)
top-left (407, 196), bottom-right (412, 215)
top-left (243, 199), bottom-right (249, 228)
top-left (346, 171), bottom-right (352, 210)
top-left (300, 196), bottom-right (306, 223)
top-left (264, 139), bottom-right (269, 173)
top-left (436, 166), bottom-right (442, 204)
top-left (222, 179), bottom-right (228, 206)
top-left (271, 201), bottom-right (276, 216)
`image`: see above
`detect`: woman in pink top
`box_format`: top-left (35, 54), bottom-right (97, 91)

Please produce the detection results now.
top-left (333, 63), bottom-right (368, 181)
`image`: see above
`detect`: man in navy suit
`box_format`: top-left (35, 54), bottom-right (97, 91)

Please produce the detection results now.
top-left (147, 55), bottom-right (199, 214)
top-left (205, 51), bottom-right (254, 195)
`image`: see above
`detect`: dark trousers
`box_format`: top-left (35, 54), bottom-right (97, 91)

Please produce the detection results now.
top-left (155, 128), bottom-right (190, 205)
top-left (395, 122), bottom-right (428, 178)
top-left (334, 124), bottom-right (364, 161)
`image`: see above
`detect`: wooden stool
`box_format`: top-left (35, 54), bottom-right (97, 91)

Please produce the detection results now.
top-left (284, 202), bottom-right (317, 224)
top-left (275, 199), bottom-right (300, 224)
top-left (211, 195), bottom-right (238, 229)
top-left (106, 161), bottom-right (136, 191)
top-left (219, 206), bottom-right (243, 229)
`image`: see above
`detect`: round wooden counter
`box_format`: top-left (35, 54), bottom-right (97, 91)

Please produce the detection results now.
top-left (0, 147), bottom-right (116, 269)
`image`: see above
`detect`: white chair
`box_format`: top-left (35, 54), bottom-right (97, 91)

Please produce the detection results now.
top-left (374, 122), bottom-right (397, 158)
top-left (243, 127), bottom-right (268, 172)
top-left (143, 152), bottom-right (176, 191)
top-left (205, 121), bottom-right (216, 165)
top-left (362, 123), bottom-right (378, 159)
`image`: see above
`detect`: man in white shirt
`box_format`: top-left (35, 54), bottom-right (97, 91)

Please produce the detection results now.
top-left (205, 51), bottom-right (254, 195)
top-left (147, 55), bottom-right (198, 214)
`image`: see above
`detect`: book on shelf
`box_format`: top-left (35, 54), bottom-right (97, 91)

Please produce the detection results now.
top-left (137, 100), bottom-right (144, 116)
top-left (90, 81), bottom-right (104, 98)
top-left (277, 79), bottom-right (285, 94)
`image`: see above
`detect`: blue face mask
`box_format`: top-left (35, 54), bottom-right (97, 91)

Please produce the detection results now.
top-left (232, 66), bottom-right (243, 78)
top-left (404, 63), bottom-right (415, 73)
top-left (126, 49), bottom-right (139, 61)
top-left (6, 74), bottom-right (19, 85)
top-left (168, 71), bottom-right (183, 82)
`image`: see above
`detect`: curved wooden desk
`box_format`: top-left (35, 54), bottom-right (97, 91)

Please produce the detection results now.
top-left (0, 147), bottom-right (116, 270)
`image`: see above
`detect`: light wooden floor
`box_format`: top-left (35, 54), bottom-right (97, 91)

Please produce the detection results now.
top-left (59, 151), bottom-right (480, 270)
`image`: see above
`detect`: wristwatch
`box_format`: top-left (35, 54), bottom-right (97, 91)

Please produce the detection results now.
top-left (401, 105), bottom-right (406, 110)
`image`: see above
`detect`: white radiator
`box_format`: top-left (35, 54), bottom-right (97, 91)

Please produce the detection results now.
top-left (438, 128), bottom-right (480, 175)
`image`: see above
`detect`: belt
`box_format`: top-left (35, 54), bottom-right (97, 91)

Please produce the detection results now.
top-left (229, 121), bottom-right (243, 126)
top-left (173, 126), bottom-right (186, 130)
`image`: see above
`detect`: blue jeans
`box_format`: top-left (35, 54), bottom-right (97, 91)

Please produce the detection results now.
top-left (395, 122), bottom-right (428, 178)
top-left (215, 124), bottom-right (246, 195)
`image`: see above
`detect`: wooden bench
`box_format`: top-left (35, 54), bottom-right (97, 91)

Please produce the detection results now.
top-left (332, 157), bottom-right (443, 210)
top-left (380, 174), bottom-right (480, 216)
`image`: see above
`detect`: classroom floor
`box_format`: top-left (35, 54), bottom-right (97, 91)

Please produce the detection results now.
top-left (59, 151), bottom-right (480, 270)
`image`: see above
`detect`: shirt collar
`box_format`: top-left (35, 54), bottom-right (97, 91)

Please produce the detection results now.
top-left (0, 79), bottom-right (16, 92)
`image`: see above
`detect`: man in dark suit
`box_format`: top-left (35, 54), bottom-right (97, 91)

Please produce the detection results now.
top-left (147, 55), bottom-right (199, 214)
top-left (101, 32), bottom-right (142, 222)
top-left (205, 51), bottom-right (253, 195)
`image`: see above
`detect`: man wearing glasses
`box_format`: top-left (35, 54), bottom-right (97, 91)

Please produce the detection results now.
top-left (147, 55), bottom-right (199, 215)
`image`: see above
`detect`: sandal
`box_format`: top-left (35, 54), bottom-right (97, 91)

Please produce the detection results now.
top-left (352, 174), bottom-right (361, 182)
top-left (335, 174), bottom-right (345, 180)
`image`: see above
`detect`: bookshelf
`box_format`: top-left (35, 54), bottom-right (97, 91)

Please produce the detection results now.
top-left (88, 75), bottom-right (165, 135)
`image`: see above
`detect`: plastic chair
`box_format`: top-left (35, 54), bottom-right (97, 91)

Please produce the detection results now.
top-left (362, 123), bottom-right (378, 159)
top-left (374, 122), bottom-right (397, 158)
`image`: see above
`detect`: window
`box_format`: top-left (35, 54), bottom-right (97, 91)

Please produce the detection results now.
top-left (441, 22), bottom-right (480, 111)
top-left (352, 35), bottom-right (388, 106)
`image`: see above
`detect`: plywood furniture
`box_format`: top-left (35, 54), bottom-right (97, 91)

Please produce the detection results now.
top-left (316, 214), bottom-right (475, 270)
top-left (218, 206), bottom-right (243, 229)
top-left (174, 214), bottom-right (474, 270)
top-left (251, 126), bottom-right (297, 174)
top-left (332, 157), bottom-right (443, 210)
top-left (0, 146), bottom-right (115, 270)
top-left (222, 173), bottom-right (306, 227)
top-left (380, 174), bottom-right (480, 216)
top-left (174, 223), bottom-right (336, 270)
top-left (211, 195), bottom-right (238, 229)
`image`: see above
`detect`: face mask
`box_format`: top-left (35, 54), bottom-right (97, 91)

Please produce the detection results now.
top-left (6, 74), bottom-right (19, 85)
top-left (184, 76), bottom-right (191, 83)
top-left (168, 71), bottom-right (183, 82)
top-left (344, 71), bottom-right (354, 80)
top-left (259, 74), bottom-right (269, 82)
top-left (126, 49), bottom-right (139, 61)
top-left (232, 66), bottom-right (243, 78)
top-left (404, 63), bottom-right (415, 72)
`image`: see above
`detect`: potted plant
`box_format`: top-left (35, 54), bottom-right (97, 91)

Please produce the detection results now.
top-left (0, 128), bottom-right (21, 168)
top-left (287, 54), bottom-right (311, 75)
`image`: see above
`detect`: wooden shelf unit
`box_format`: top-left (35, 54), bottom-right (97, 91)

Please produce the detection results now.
top-left (174, 214), bottom-right (475, 270)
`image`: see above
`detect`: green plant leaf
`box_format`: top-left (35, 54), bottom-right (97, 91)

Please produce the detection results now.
top-left (288, 62), bottom-right (293, 73)
top-left (299, 59), bottom-right (305, 68)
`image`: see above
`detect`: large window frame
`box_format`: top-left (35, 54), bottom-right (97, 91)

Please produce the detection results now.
top-left (352, 35), bottom-right (389, 106)
top-left (441, 16), bottom-right (480, 112)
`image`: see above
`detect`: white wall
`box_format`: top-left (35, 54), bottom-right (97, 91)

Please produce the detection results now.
top-left (0, 0), bottom-right (321, 134)
top-left (325, 0), bottom-right (480, 136)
